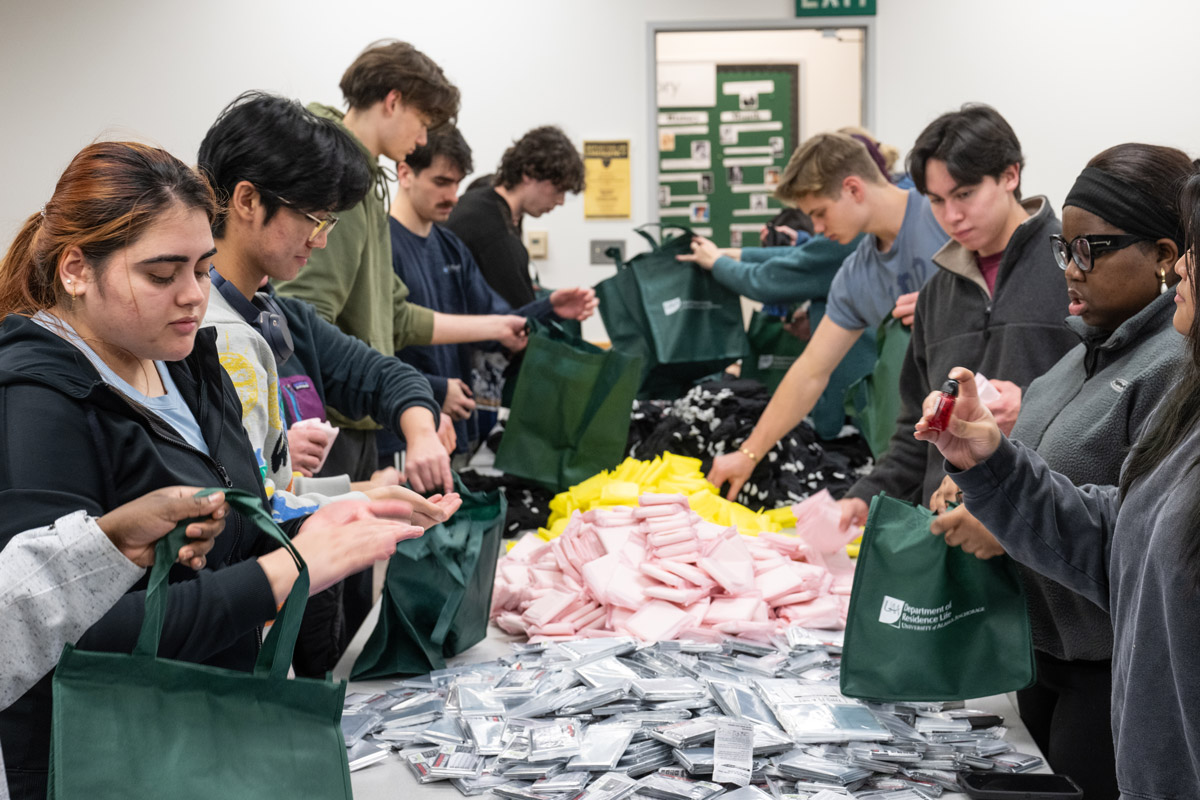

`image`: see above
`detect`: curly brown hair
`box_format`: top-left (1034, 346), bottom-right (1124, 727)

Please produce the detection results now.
top-left (495, 126), bottom-right (584, 193)
top-left (339, 39), bottom-right (460, 127)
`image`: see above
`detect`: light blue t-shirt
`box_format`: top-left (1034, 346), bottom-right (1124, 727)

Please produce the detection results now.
top-left (32, 312), bottom-right (210, 455)
top-left (823, 189), bottom-right (949, 331)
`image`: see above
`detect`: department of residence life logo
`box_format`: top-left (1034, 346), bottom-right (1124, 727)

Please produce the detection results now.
top-left (662, 297), bottom-right (722, 316)
top-left (878, 595), bottom-right (984, 630)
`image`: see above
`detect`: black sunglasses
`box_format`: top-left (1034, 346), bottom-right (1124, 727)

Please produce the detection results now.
top-left (1050, 233), bottom-right (1151, 273)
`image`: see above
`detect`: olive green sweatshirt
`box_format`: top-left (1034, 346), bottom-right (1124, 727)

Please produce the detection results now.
top-left (274, 103), bottom-right (435, 429)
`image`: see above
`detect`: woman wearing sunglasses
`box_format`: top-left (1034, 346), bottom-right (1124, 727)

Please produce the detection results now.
top-left (928, 143), bottom-right (1188, 799)
top-left (0, 142), bottom-right (426, 800)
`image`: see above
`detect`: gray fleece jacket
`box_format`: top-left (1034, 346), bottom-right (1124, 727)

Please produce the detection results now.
top-left (954, 428), bottom-right (1200, 800)
top-left (1010, 290), bottom-right (1183, 661)
top-left (845, 197), bottom-right (1079, 506)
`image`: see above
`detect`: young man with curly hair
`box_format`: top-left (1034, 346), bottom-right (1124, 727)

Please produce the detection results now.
top-left (445, 125), bottom-right (585, 307)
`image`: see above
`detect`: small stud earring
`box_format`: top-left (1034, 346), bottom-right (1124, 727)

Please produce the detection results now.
top-left (1159, 268), bottom-right (1169, 295)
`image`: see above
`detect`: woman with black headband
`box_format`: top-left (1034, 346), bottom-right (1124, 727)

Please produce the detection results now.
top-left (926, 143), bottom-right (1190, 800)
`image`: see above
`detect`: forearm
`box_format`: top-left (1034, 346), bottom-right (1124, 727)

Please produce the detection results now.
top-left (953, 436), bottom-right (1115, 608)
top-left (0, 512), bottom-right (143, 707)
top-left (430, 312), bottom-right (506, 345)
top-left (398, 405), bottom-right (440, 442)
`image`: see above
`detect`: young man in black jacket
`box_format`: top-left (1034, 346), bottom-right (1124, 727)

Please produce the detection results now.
top-left (838, 104), bottom-right (1077, 526)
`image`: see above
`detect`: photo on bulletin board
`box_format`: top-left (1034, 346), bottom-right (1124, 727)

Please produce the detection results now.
top-left (655, 63), bottom-right (799, 247)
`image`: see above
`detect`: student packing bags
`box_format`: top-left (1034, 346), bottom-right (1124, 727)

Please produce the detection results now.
top-left (49, 489), bottom-right (352, 800)
top-left (352, 478), bottom-right (506, 679)
top-left (494, 318), bottom-right (641, 492)
top-left (596, 225), bottom-right (749, 400)
top-left (840, 493), bottom-right (1035, 702)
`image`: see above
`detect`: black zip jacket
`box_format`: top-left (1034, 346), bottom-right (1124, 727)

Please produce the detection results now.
top-left (0, 315), bottom-right (294, 798)
top-left (274, 292), bottom-right (440, 431)
top-left (845, 197), bottom-right (1079, 506)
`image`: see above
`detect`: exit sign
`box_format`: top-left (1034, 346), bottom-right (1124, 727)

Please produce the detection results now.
top-left (796, 0), bottom-right (876, 16)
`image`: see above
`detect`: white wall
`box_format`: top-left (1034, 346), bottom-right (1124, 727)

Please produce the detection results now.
top-left (3, 0), bottom-right (1200, 341)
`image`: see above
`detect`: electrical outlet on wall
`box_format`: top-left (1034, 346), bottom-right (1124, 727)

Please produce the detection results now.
top-left (526, 231), bottom-right (548, 259)
top-left (590, 240), bottom-right (625, 265)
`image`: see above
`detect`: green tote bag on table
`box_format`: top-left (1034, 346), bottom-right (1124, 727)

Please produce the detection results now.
top-left (352, 478), bottom-right (506, 679)
top-left (596, 224), bottom-right (748, 399)
top-left (740, 309), bottom-right (804, 392)
top-left (49, 489), bottom-right (351, 800)
top-left (494, 318), bottom-right (641, 492)
top-left (840, 493), bottom-right (1035, 703)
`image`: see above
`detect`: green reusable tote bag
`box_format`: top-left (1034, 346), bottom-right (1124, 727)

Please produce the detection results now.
top-left (740, 309), bottom-right (805, 393)
top-left (49, 489), bottom-right (351, 800)
top-left (494, 318), bottom-right (641, 491)
top-left (845, 316), bottom-right (913, 458)
top-left (596, 225), bottom-right (748, 399)
top-left (352, 478), bottom-right (506, 679)
top-left (840, 493), bottom-right (1035, 702)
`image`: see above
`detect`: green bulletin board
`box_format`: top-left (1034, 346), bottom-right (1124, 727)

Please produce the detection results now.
top-left (657, 64), bottom-right (799, 248)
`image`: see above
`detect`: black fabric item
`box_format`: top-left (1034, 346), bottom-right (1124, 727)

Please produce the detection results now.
top-left (624, 376), bottom-right (873, 508)
top-left (445, 186), bottom-right (536, 308)
top-left (290, 582), bottom-right (346, 679)
top-left (1064, 166), bottom-right (1184, 249)
top-left (459, 469), bottom-right (556, 537)
top-left (1016, 651), bottom-right (1118, 800)
top-left (0, 316), bottom-right (293, 795)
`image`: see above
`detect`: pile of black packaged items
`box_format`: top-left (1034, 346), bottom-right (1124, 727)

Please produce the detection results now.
top-left (626, 377), bottom-right (874, 508)
top-left (459, 470), bottom-right (556, 538)
top-left (340, 630), bottom-right (1042, 796)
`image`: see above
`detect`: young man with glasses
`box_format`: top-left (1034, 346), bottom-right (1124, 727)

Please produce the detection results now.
top-left (198, 92), bottom-right (464, 673)
top-left (274, 39), bottom-right (529, 484)
top-left (835, 104), bottom-right (1078, 528)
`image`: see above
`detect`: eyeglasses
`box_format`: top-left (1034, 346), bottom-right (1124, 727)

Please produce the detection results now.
top-left (1050, 233), bottom-right (1150, 272)
top-left (258, 188), bottom-right (339, 243)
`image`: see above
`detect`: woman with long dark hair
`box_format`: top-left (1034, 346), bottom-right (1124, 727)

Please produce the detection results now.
top-left (916, 167), bottom-right (1200, 800)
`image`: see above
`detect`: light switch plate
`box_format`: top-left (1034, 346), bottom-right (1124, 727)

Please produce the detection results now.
top-left (526, 231), bottom-right (548, 259)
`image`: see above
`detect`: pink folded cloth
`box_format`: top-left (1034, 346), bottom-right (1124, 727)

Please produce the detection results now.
top-left (624, 599), bottom-right (691, 641)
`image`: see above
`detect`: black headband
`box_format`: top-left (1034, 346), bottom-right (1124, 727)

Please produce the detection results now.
top-left (1064, 166), bottom-right (1183, 250)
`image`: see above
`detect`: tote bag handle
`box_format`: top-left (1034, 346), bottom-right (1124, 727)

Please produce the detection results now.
top-left (134, 488), bottom-right (308, 682)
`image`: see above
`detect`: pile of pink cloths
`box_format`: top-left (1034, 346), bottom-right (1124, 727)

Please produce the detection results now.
top-left (491, 490), bottom-right (859, 642)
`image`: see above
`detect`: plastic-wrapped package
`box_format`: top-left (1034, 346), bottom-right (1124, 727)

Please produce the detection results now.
top-left (635, 772), bottom-right (724, 800)
top-left (527, 718), bottom-right (584, 762)
top-left (532, 771), bottom-right (593, 795)
top-left (464, 716), bottom-right (507, 756)
top-left (648, 719), bottom-right (719, 748)
top-left (346, 739), bottom-right (390, 772)
top-left (568, 724), bottom-right (637, 771)
top-left (989, 752), bottom-right (1045, 773)
top-left (775, 752), bottom-right (872, 784)
top-left (577, 656), bottom-right (643, 687)
top-left (572, 772), bottom-right (641, 800)
top-left (341, 712), bottom-right (382, 746)
top-left (631, 677), bottom-right (707, 702)
top-left (451, 769), bottom-right (512, 796)
top-left (418, 714), bottom-right (466, 746)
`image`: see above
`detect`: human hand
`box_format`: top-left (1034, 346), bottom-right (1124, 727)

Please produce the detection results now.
top-left (364, 484), bottom-right (462, 529)
top-left (675, 235), bottom-right (723, 270)
top-left (443, 378), bottom-right (477, 421)
top-left (781, 307), bottom-right (812, 340)
top-left (760, 224), bottom-right (799, 246)
top-left (97, 487), bottom-right (229, 569)
top-left (929, 475), bottom-right (962, 514)
top-left (437, 413), bottom-right (458, 453)
top-left (985, 379), bottom-right (1022, 436)
top-left (286, 499), bottom-right (424, 597)
top-left (494, 315), bottom-right (528, 352)
top-left (837, 497), bottom-right (870, 531)
top-left (550, 287), bottom-right (599, 321)
top-left (405, 427), bottom-right (455, 494)
top-left (707, 450), bottom-right (757, 501)
top-left (914, 367), bottom-right (1004, 471)
top-left (930, 505), bottom-right (1006, 559)
top-left (891, 291), bottom-right (919, 327)
top-left (287, 424), bottom-right (334, 477)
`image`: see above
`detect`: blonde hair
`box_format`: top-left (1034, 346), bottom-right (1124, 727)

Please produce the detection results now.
top-left (775, 132), bottom-right (887, 203)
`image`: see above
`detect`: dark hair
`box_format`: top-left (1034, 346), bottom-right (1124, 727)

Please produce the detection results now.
top-left (405, 124), bottom-right (473, 176)
top-left (0, 142), bottom-right (217, 319)
top-left (1088, 143), bottom-right (1191, 250)
top-left (1121, 167), bottom-right (1200, 587)
top-left (495, 126), bottom-right (585, 193)
top-left (339, 39), bottom-right (460, 126)
top-left (908, 104), bottom-right (1025, 201)
top-left (197, 92), bottom-right (372, 236)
